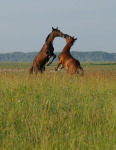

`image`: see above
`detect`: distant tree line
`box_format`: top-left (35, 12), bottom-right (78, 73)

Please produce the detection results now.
top-left (0, 51), bottom-right (116, 62)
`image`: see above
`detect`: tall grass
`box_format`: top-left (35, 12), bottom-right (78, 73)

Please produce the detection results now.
top-left (0, 69), bottom-right (116, 149)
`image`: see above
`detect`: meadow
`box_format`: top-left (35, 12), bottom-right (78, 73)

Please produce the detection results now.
top-left (0, 62), bottom-right (116, 150)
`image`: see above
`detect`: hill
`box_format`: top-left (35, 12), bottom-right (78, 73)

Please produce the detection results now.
top-left (0, 51), bottom-right (116, 62)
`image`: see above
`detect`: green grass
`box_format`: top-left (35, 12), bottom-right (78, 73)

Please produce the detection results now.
top-left (0, 62), bottom-right (32, 69)
top-left (0, 62), bottom-right (116, 149)
top-left (0, 61), bottom-right (116, 69)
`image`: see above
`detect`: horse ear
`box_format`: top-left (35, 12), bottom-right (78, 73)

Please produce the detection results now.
top-left (52, 27), bottom-right (54, 30)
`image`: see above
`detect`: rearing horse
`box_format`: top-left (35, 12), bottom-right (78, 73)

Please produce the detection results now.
top-left (29, 27), bottom-right (64, 75)
top-left (55, 34), bottom-right (84, 75)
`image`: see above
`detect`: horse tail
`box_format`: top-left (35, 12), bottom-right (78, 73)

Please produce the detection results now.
top-left (29, 66), bottom-right (33, 74)
top-left (77, 66), bottom-right (84, 75)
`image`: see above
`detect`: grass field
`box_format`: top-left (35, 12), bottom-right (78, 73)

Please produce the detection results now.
top-left (0, 62), bottom-right (116, 150)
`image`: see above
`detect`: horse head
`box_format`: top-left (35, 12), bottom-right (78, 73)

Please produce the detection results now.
top-left (64, 34), bottom-right (77, 45)
top-left (52, 27), bottom-right (64, 38)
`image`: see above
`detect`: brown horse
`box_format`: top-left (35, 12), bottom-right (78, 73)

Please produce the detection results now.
top-left (29, 27), bottom-right (64, 75)
top-left (55, 34), bottom-right (84, 75)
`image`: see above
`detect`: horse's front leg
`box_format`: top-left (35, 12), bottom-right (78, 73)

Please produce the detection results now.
top-left (47, 54), bottom-right (56, 66)
top-left (60, 64), bottom-right (64, 70)
top-left (55, 60), bottom-right (62, 71)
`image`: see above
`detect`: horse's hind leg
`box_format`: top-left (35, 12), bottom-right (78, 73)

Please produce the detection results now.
top-left (33, 64), bottom-right (38, 75)
top-left (41, 66), bottom-right (45, 72)
top-left (38, 65), bottom-right (45, 74)
top-left (68, 65), bottom-right (77, 75)
top-left (29, 66), bottom-right (33, 75)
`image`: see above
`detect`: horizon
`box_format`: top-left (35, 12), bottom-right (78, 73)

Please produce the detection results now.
top-left (0, 50), bottom-right (115, 54)
top-left (0, 0), bottom-right (116, 53)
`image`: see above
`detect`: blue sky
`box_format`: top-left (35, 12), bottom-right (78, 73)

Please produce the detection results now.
top-left (0, 0), bottom-right (116, 53)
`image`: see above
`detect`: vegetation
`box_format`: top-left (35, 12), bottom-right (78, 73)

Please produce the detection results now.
top-left (0, 51), bottom-right (116, 62)
top-left (0, 62), bottom-right (116, 149)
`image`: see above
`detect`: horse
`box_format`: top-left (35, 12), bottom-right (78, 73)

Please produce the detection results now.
top-left (29, 27), bottom-right (64, 75)
top-left (55, 34), bottom-right (84, 75)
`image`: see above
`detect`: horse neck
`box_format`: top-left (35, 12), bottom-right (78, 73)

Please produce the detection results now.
top-left (62, 42), bottom-right (72, 53)
top-left (46, 33), bottom-right (55, 44)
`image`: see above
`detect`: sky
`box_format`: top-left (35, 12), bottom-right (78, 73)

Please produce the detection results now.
top-left (0, 0), bottom-right (116, 53)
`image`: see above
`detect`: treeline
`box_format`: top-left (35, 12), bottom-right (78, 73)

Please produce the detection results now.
top-left (0, 51), bottom-right (116, 62)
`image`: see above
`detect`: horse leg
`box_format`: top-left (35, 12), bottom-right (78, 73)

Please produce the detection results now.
top-left (42, 66), bottom-right (45, 72)
top-left (47, 54), bottom-right (56, 66)
top-left (29, 65), bottom-right (33, 75)
top-left (38, 69), bottom-right (43, 74)
top-left (66, 68), bottom-right (70, 74)
top-left (41, 66), bottom-right (46, 73)
top-left (60, 64), bottom-right (64, 70)
top-left (38, 65), bottom-right (45, 73)
top-left (70, 65), bottom-right (77, 75)
top-left (55, 60), bottom-right (62, 71)
top-left (33, 64), bottom-right (38, 75)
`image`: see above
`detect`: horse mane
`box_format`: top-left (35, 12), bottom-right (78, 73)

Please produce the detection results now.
top-left (45, 33), bottom-right (50, 42)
